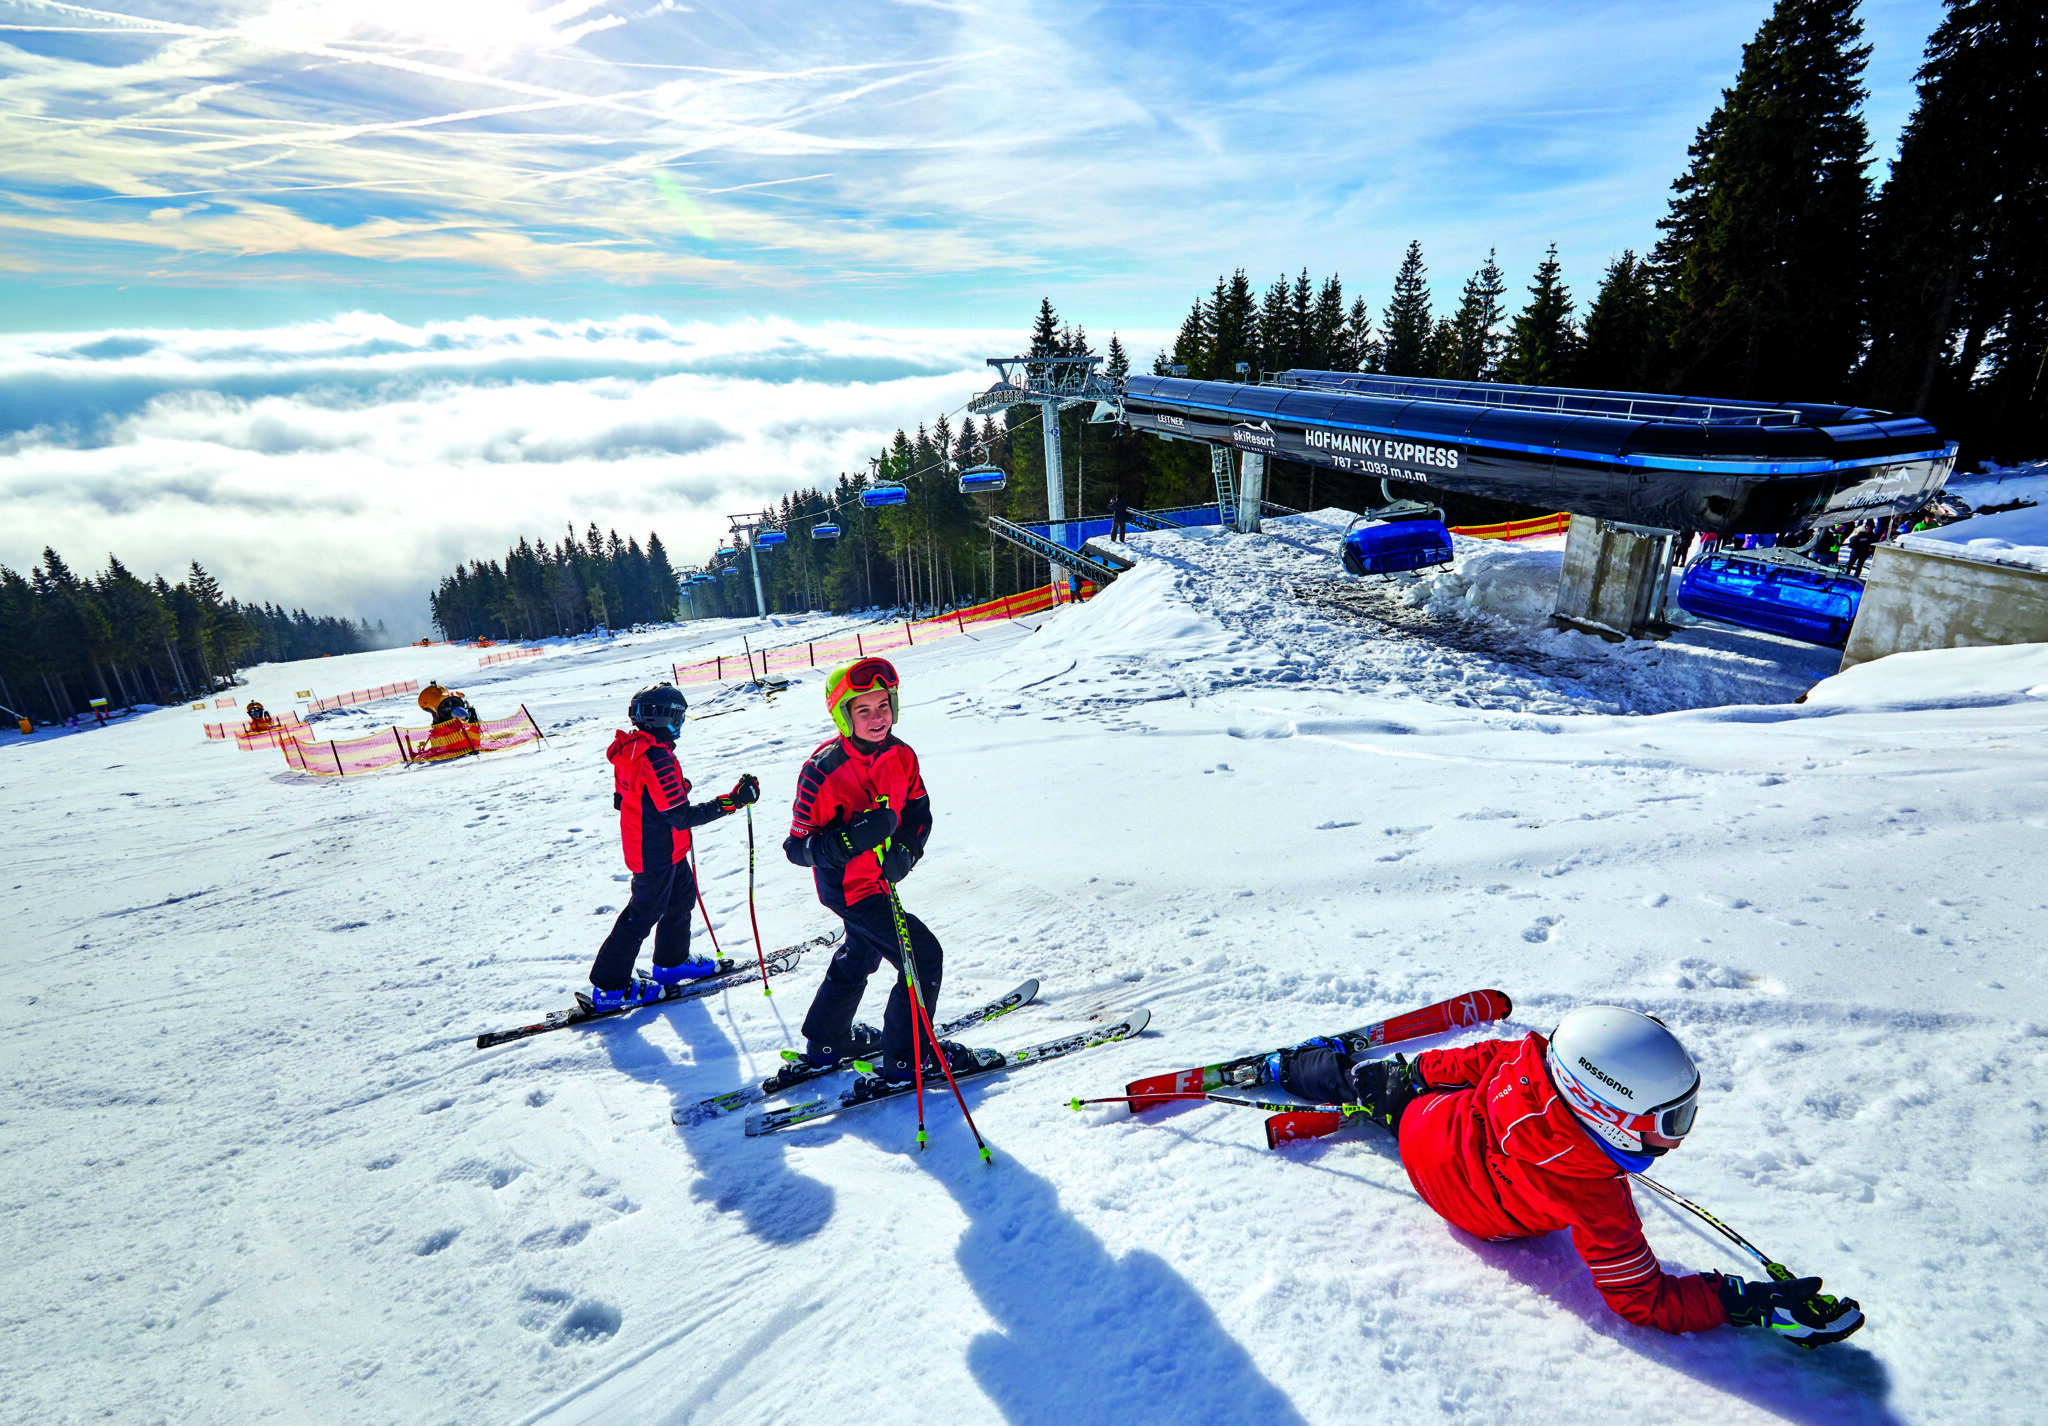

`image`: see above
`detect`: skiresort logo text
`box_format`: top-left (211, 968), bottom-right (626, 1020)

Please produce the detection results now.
top-left (1578, 1056), bottom-right (1635, 1099)
top-left (1231, 420), bottom-right (1278, 451)
top-left (1304, 427), bottom-right (1461, 470)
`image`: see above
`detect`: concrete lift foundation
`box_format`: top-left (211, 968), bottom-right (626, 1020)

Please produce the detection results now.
top-left (1550, 515), bottom-right (1677, 640)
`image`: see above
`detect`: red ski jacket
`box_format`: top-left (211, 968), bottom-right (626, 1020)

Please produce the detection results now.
top-left (784, 733), bottom-right (930, 911)
top-left (608, 729), bottom-right (727, 873)
top-left (1398, 1033), bottom-right (1728, 1335)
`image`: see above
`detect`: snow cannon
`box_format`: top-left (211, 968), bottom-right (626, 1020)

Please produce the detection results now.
top-left (419, 682), bottom-right (479, 725)
top-left (1675, 552), bottom-right (1864, 647)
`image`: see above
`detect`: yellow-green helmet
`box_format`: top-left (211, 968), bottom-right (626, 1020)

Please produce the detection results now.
top-left (824, 657), bottom-right (900, 737)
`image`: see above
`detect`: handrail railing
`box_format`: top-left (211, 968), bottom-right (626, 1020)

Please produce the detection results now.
top-left (988, 515), bottom-right (1124, 586)
top-left (1272, 371), bottom-right (1805, 428)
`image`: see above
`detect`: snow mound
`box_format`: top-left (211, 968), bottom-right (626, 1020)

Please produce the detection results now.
top-left (1029, 560), bottom-right (1236, 661)
top-left (1800, 641), bottom-right (2048, 710)
top-left (1402, 536), bottom-right (1564, 626)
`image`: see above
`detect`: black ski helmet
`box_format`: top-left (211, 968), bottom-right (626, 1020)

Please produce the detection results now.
top-left (629, 682), bottom-right (687, 738)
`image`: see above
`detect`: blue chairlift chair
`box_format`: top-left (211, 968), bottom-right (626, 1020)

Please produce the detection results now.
top-left (862, 484), bottom-right (909, 507)
top-left (1676, 553), bottom-right (1864, 647)
top-left (1340, 482), bottom-right (1455, 577)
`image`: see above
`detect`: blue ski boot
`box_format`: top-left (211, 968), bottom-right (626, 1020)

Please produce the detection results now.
top-left (649, 956), bottom-right (721, 986)
top-left (585, 978), bottom-right (665, 1012)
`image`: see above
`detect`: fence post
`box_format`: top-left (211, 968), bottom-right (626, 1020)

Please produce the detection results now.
top-left (809, 642), bottom-right (815, 667)
top-left (332, 743), bottom-right (345, 776)
top-left (904, 621), bottom-right (914, 646)
top-left (393, 728), bottom-right (408, 764)
top-left (957, 609), bottom-right (966, 632)
top-left (521, 705), bottom-right (545, 744)
top-left (716, 655), bottom-right (722, 680)
top-left (856, 633), bottom-right (864, 656)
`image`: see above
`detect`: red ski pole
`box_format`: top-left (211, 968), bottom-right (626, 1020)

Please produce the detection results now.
top-left (744, 804), bottom-right (771, 994)
top-left (689, 844), bottom-right (723, 958)
top-left (885, 874), bottom-right (991, 1164)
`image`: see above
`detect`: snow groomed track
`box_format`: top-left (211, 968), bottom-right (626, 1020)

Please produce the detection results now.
top-left (1121, 370), bottom-right (1957, 534)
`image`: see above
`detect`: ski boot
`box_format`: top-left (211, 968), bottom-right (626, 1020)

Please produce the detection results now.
top-left (582, 978), bottom-right (665, 1012)
top-left (1346, 1054), bottom-right (1425, 1130)
top-left (762, 1023), bottom-right (882, 1094)
top-left (879, 1038), bottom-right (983, 1086)
top-left (648, 956), bottom-right (723, 986)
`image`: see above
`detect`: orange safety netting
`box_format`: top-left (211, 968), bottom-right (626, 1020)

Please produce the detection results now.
top-left (478, 647), bottom-right (544, 668)
top-left (671, 581), bottom-right (1093, 686)
top-left (233, 713), bottom-right (310, 750)
top-left (214, 696), bottom-right (238, 708)
top-left (305, 679), bottom-right (420, 714)
top-left (1450, 512), bottom-right (1571, 541)
top-left (280, 706), bottom-right (544, 777)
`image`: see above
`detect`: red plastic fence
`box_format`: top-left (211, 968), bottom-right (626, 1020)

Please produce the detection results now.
top-left (1450, 512), bottom-right (1570, 541)
top-left (479, 647), bottom-right (544, 668)
top-left (671, 581), bottom-right (1093, 687)
top-left (234, 713), bottom-right (310, 750)
top-left (305, 679), bottom-right (420, 714)
top-left (280, 706), bottom-right (544, 777)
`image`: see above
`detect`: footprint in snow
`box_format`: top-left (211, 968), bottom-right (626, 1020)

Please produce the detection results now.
top-left (413, 1228), bottom-right (460, 1256)
top-left (1522, 916), bottom-right (1562, 944)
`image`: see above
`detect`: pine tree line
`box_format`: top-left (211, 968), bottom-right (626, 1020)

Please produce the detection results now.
top-left (428, 525), bottom-right (681, 641)
top-left (0, 551), bottom-right (374, 723)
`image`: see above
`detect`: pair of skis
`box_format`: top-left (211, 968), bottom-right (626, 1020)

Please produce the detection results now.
top-left (1098, 988), bottom-right (1514, 1146)
top-left (473, 932), bottom-right (839, 1049)
top-left (673, 976), bottom-right (1043, 1126)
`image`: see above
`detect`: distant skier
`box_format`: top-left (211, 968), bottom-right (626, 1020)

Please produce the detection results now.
top-left (1269, 1006), bottom-right (1862, 1345)
top-left (585, 683), bottom-right (759, 1011)
top-left (779, 658), bottom-right (971, 1088)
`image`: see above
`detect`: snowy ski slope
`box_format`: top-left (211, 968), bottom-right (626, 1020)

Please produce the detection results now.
top-left (3, 518), bottom-right (2045, 1425)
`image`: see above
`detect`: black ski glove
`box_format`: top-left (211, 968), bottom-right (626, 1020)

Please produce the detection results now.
top-left (1344, 1053), bottom-right (1425, 1129)
top-left (1716, 1271), bottom-right (1864, 1348)
top-left (808, 806), bottom-right (898, 869)
top-left (880, 842), bottom-right (920, 884)
top-left (713, 774), bottom-right (760, 814)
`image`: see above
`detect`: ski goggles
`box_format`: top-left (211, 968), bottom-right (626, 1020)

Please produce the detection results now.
top-left (836, 657), bottom-right (899, 695)
top-left (1558, 1064), bottom-right (1699, 1141)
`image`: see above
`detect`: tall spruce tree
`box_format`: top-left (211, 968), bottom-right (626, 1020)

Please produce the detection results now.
top-left (1577, 250), bottom-right (1660, 390)
top-left (1654, 0), bottom-right (1873, 397)
top-left (1380, 240), bottom-right (1434, 377)
top-left (1861, 0), bottom-right (2047, 450)
top-left (1445, 249), bottom-right (1509, 381)
top-left (1501, 245), bottom-right (1578, 385)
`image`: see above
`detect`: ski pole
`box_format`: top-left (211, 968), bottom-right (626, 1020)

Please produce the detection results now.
top-left (688, 844), bottom-right (723, 958)
top-left (744, 804), bottom-right (771, 995)
top-left (871, 799), bottom-right (928, 1149)
top-left (1630, 1171), bottom-right (1859, 1341)
top-left (890, 878), bottom-right (991, 1165)
top-left (1067, 1091), bottom-right (1355, 1115)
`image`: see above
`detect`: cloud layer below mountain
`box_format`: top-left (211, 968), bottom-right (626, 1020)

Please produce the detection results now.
top-left (0, 313), bottom-right (1089, 636)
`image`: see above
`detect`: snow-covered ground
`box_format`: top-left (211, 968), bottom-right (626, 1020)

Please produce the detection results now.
top-left (4, 527), bottom-right (2046, 1426)
top-left (1907, 461), bottom-right (2048, 572)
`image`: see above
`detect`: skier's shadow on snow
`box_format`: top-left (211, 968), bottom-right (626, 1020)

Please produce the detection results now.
top-left (1463, 1223), bottom-right (1900, 1425)
top-left (837, 1115), bottom-right (1311, 1426)
top-left (590, 996), bottom-right (837, 1247)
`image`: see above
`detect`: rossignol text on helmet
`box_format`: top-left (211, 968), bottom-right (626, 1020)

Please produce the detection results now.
top-left (824, 657), bottom-right (899, 738)
top-left (1544, 1006), bottom-right (1700, 1158)
top-left (628, 682), bottom-right (687, 739)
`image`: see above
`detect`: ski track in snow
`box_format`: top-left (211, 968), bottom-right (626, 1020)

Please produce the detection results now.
top-left (3, 532), bottom-right (2046, 1425)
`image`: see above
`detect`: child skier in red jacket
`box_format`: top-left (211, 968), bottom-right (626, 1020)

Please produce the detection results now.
top-left (780, 658), bottom-right (970, 1087)
top-left (584, 683), bottom-right (758, 1011)
top-left (1275, 1006), bottom-right (1862, 1346)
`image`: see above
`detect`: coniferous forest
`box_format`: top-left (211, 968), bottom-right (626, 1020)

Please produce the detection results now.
top-left (0, 552), bottom-right (378, 724)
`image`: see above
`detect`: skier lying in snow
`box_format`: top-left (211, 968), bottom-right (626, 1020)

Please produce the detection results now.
top-left (1272, 1006), bottom-right (1863, 1345)
top-left (584, 683), bottom-right (759, 1011)
top-left (777, 658), bottom-right (973, 1089)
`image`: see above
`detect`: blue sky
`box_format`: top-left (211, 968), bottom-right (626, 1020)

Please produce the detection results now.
top-left (1, 0), bottom-right (1947, 336)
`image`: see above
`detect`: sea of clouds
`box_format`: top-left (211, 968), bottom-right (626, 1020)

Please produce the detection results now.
top-left (0, 314), bottom-right (1082, 638)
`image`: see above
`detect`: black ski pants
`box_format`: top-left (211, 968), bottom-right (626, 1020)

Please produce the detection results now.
top-left (1281, 1046), bottom-right (1419, 1136)
top-left (588, 861), bottom-right (698, 991)
top-left (802, 892), bottom-right (942, 1072)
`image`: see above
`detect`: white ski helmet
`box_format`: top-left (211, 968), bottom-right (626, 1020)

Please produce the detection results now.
top-left (1545, 1006), bottom-right (1700, 1157)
